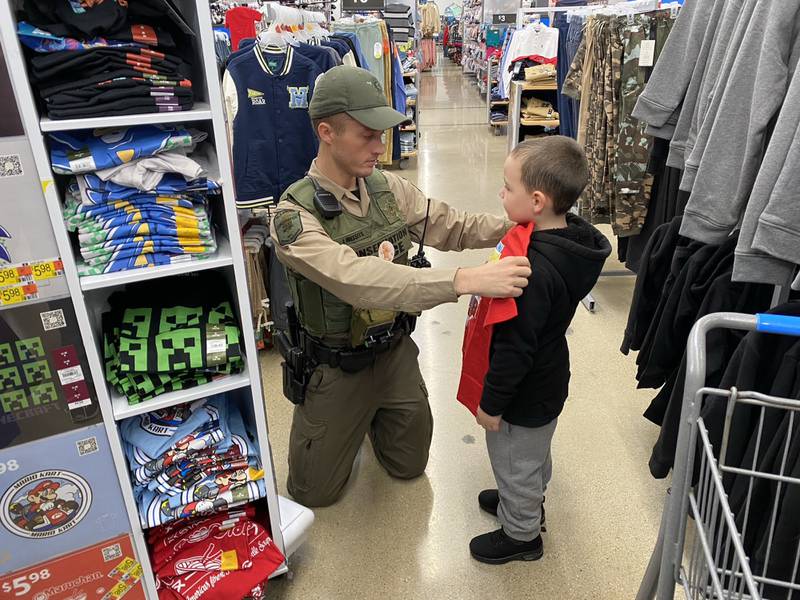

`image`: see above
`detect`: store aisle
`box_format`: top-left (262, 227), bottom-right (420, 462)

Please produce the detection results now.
top-left (261, 58), bottom-right (668, 599)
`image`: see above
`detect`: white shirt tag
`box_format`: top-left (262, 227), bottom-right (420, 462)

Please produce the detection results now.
top-left (639, 40), bottom-right (656, 68)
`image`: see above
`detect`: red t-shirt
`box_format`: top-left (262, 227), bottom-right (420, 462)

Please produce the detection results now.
top-left (456, 222), bottom-right (534, 415)
top-left (155, 517), bottom-right (284, 600)
top-left (225, 7), bottom-right (263, 51)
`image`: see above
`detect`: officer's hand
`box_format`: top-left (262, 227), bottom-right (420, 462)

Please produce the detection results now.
top-left (454, 256), bottom-right (531, 298)
top-left (476, 407), bottom-right (502, 432)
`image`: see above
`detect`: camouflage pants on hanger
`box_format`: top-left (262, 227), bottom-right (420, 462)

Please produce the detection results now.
top-left (613, 12), bottom-right (675, 237)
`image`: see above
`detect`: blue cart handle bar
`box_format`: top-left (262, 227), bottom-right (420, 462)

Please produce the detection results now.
top-left (756, 313), bottom-right (800, 337)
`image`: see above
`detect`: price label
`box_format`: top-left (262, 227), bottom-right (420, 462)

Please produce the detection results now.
top-left (341, 0), bottom-right (385, 11)
top-left (1, 568), bottom-right (51, 597)
top-left (492, 13), bottom-right (517, 24)
top-left (31, 259), bottom-right (64, 281)
top-left (0, 283), bottom-right (38, 306)
top-left (0, 266), bottom-right (20, 287)
top-left (1, 286), bottom-right (24, 305)
top-left (639, 39), bottom-right (656, 67)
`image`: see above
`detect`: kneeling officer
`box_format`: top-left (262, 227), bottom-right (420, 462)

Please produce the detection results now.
top-left (270, 66), bottom-right (531, 508)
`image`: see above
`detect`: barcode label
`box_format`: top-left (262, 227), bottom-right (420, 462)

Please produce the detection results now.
top-left (58, 365), bottom-right (84, 385)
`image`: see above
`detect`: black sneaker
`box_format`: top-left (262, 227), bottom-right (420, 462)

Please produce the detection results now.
top-left (478, 489), bottom-right (546, 532)
top-left (470, 528), bottom-right (544, 564)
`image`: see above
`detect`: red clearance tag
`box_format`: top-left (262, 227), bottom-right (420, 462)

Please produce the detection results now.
top-left (140, 48), bottom-right (166, 60)
top-left (131, 24), bottom-right (158, 45)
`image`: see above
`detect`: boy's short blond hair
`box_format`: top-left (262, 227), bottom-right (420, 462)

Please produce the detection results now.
top-left (510, 136), bottom-right (589, 215)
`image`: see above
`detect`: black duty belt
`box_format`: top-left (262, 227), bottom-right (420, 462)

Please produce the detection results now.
top-left (301, 314), bottom-right (417, 373)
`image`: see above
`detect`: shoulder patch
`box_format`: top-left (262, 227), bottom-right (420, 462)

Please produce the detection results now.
top-left (273, 209), bottom-right (303, 245)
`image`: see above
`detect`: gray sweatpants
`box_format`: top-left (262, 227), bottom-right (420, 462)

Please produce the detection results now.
top-left (486, 418), bottom-right (558, 542)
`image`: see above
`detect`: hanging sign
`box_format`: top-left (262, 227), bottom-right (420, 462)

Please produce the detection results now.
top-left (492, 13), bottom-right (517, 25)
top-left (342, 0), bottom-right (386, 12)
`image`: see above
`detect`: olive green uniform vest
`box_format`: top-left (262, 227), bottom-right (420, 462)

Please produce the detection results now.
top-left (282, 171), bottom-right (412, 347)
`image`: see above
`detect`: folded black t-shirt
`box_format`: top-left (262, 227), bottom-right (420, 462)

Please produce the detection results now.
top-left (46, 97), bottom-right (193, 119)
top-left (48, 84), bottom-right (192, 107)
top-left (24, 0), bottom-right (127, 38)
top-left (31, 48), bottom-right (188, 82)
top-left (39, 69), bottom-right (191, 98)
top-left (106, 23), bottom-right (177, 49)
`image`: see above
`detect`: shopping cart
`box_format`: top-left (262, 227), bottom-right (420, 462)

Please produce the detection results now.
top-left (637, 312), bottom-right (800, 600)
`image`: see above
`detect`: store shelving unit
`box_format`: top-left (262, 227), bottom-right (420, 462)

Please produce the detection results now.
top-left (486, 54), bottom-right (506, 134)
top-left (461, 0), bottom-right (483, 77)
top-left (39, 102), bottom-right (215, 133)
top-left (0, 1), bottom-right (313, 597)
top-left (507, 80), bottom-right (560, 151)
top-left (401, 69), bottom-right (419, 163)
top-left (79, 237), bottom-right (235, 291)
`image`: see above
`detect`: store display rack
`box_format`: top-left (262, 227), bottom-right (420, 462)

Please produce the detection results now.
top-left (486, 55), bottom-right (506, 133)
top-left (460, 0), bottom-right (483, 77)
top-left (0, 0), bottom-right (313, 596)
top-left (507, 80), bottom-right (560, 151)
top-left (401, 69), bottom-right (420, 163)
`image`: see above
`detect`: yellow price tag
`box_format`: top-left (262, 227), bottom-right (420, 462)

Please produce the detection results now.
top-left (0, 286), bottom-right (25, 305)
top-left (220, 549), bottom-right (239, 571)
top-left (108, 556), bottom-right (137, 579)
top-left (128, 564), bottom-right (143, 583)
top-left (32, 260), bottom-right (62, 281)
top-left (105, 581), bottom-right (132, 600)
top-left (0, 266), bottom-right (20, 287)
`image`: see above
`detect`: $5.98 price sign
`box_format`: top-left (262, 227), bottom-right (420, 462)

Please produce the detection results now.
top-left (0, 284), bottom-right (38, 306)
top-left (0, 264), bottom-right (27, 287)
top-left (0, 259), bottom-right (63, 287)
top-left (1, 569), bottom-right (51, 597)
top-left (0, 258), bottom-right (63, 306)
top-left (0, 535), bottom-right (145, 600)
top-left (31, 259), bottom-right (64, 281)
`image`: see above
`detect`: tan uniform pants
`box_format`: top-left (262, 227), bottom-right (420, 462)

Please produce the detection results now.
top-left (287, 335), bottom-right (433, 507)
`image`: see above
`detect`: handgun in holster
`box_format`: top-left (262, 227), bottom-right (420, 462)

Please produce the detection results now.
top-left (274, 301), bottom-right (313, 405)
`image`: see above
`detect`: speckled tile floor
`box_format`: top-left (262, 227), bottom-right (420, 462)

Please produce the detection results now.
top-left (261, 58), bottom-right (670, 600)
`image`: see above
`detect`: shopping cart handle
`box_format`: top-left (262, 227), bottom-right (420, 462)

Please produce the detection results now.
top-left (756, 313), bottom-right (800, 336)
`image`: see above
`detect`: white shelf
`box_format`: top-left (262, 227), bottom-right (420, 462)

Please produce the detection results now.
top-left (111, 365), bottom-right (252, 421)
top-left (80, 235), bottom-right (233, 291)
top-left (277, 495), bottom-right (315, 560)
top-left (39, 101), bottom-right (213, 132)
top-left (0, 1), bottom-right (299, 593)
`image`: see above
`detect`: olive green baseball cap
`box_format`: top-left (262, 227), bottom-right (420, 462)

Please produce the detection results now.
top-left (309, 65), bottom-right (411, 131)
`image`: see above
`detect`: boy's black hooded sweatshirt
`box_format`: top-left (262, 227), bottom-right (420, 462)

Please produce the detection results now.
top-left (480, 213), bottom-right (612, 427)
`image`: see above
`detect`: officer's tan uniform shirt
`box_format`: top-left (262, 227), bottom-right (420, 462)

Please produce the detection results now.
top-left (270, 160), bottom-right (511, 313)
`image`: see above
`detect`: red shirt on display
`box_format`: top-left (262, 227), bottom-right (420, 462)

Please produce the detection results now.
top-left (456, 222), bottom-right (534, 415)
top-left (225, 7), bottom-right (262, 51)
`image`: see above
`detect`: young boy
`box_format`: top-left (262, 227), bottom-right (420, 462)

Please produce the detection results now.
top-left (469, 136), bottom-right (611, 564)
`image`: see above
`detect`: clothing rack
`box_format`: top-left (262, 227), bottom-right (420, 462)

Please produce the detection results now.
top-left (512, 0), bottom-right (679, 314)
top-left (260, 1), bottom-right (328, 26)
top-left (514, 0), bottom-right (661, 28)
